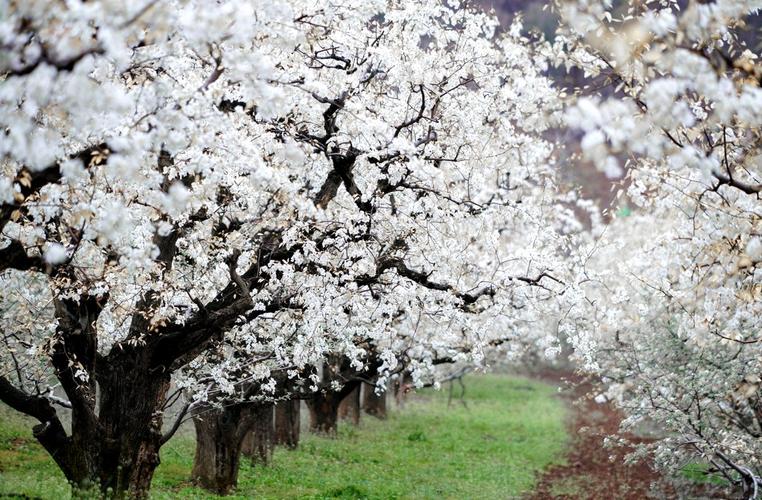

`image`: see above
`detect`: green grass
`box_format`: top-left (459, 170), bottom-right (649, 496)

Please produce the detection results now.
top-left (681, 462), bottom-right (731, 487)
top-left (0, 374), bottom-right (568, 499)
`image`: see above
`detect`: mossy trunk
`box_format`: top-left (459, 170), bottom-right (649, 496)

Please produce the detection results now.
top-left (93, 365), bottom-right (171, 498)
top-left (52, 358), bottom-right (171, 499)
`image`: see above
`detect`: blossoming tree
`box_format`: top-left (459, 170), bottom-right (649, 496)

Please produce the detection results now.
top-left (556, 0), bottom-right (762, 494)
top-left (0, 0), bottom-right (575, 496)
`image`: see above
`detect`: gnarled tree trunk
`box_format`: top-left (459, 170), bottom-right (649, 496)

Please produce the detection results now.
top-left (91, 359), bottom-right (172, 498)
top-left (308, 379), bottom-right (362, 435)
top-left (307, 391), bottom-right (342, 435)
top-left (23, 331), bottom-right (174, 499)
top-left (191, 403), bottom-right (257, 495)
top-left (274, 399), bottom-right (300, 449)
top-left (363, 381), bottom-right (387, 419)
top-left (241, 403), bottom-right (274, 465)
top-left (338, 384), bottom-right (361, 425)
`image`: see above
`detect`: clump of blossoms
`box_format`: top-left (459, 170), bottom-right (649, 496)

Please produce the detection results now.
top-left (555, 0), bottom-right (762, 494)
top-left (0, 0), bottom-right (576, 496)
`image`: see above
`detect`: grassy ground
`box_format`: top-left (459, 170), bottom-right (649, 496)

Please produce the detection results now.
top-left (680, 463), bottom-right (731, 487)
top-left (0, 374), bottom-right (568, 499)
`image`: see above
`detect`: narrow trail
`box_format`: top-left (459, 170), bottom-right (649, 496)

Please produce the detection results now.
top-left (526, 371), bottom-right (725, 500)
top-left (526, 371), bottom-right (662, 499)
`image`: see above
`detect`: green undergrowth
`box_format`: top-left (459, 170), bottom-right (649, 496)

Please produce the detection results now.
top-left (0, 374), bottom-right (568, 499)
top-left (681, 462), bottom-right (731, 487)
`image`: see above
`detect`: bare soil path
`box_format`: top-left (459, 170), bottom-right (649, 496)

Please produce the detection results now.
top-left (527, 370), bottom-right (725, 500)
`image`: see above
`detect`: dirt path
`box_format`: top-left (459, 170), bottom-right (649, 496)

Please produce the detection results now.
top-left (527, 371), bottom-right (733, 500)
top-left (526, 371), bottom-right (661, 499)
top-left (525, 371), bottom-right (725, 500)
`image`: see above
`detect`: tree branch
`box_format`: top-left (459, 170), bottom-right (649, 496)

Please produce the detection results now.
top-left (0, 239), bottom-right (44, 273)
top-left (160, 401), bottom-right (194, 445)
top-left (0, 143), bottom-right (108, 233)
top-left (5, 47), bottom-right (104, 77)
top-left (713, 172), bottom-right (762, 196)
top-left (0, 376), bottom-right (72, 475)
top-left (394, 84), bottom-right (426, 138)
top-left (356, 257), bottom-right (495, 308)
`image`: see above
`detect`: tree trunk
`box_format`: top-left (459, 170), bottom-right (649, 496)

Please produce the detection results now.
top-left (190, 403), bottom-right (257, 495)
top-left (39, 357), bottom-right (174, 499)
top-left (394, 372), bottom-right (413, 408)
top-left (241, 404), bottom-right (274, 465)
top-left (363, 381), bottom-right (387, 419)
top-left (338, 384), bottom-right (361, 425)
top-left (94, 365), bottom-right (172, 498)
top-left (307, 391), bottom-right (342, 435)
top-left (16, 298), bottom-right (173, 499)
top-left (274, 400), bottom-right (300, 449)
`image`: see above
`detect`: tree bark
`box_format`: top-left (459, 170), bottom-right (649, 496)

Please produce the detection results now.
top-left (338, 384), bottom-right (361, 425)
top-left (363, 381), bottom-right (387, 419)
top-left (274, 399), bottom-right (300, 449)
top-left (307, 391), bottom-right (342, 435)
top-left (190, 403), bottom-right (257, 495)
top-left (89, 359), bottom-right (173, 498)
top-left (1, 362), bottom-right (172, 499)
top-left (393, 372), bottom-right (413, 408)
top-left (20, 353), bottom-right (173, 499)
top-left (241, 403), bottom-right (274, 465)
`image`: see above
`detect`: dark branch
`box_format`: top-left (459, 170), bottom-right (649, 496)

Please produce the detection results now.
top-left (713, 172), bottom-right (762, 196)
top-left (0, 375), bottom-right (72, 475)
top-left (394, 84), bottom-right (426, 138)
top-left (1, 143), bottom-right (108, 234)
top-left (5, 47), bottom-right (104, 77)
top-left (356, 257), bottom-right (495, 307)
top-left (0, 239), bottom-right (44, 273)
